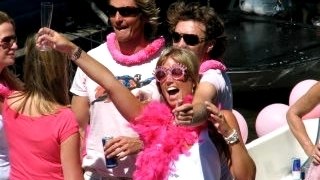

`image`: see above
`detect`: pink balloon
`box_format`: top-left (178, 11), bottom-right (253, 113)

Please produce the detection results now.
top-left (255, 103), bottom-right (289, 137)
top-left (289, 79), bottom-right (320, 119)
top-left (232, 109), bottom-right (248, 143)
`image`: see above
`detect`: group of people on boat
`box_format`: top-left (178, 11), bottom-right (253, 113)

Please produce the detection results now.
top-left (1, 0), bottom-right (319, 179)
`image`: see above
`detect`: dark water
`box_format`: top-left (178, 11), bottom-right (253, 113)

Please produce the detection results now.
top-left (233, 87), bottom-right (292, 143)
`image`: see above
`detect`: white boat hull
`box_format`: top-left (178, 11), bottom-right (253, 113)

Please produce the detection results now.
top-left (246, 118), bottom-right (319, 180)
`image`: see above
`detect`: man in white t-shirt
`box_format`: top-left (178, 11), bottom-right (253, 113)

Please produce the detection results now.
top-left (167, 2), bottom-right (256, 179)
top-left (70, 0), bottom-right (165, 179)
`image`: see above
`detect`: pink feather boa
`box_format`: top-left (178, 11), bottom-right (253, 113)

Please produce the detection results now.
top-left (131, 95), bottom-right (202, 180)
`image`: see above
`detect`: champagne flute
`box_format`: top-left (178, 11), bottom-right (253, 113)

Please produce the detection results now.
top-left (39, 2), bottom-right (53, 51)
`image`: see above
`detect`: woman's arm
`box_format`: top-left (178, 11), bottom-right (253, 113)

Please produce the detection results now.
top-left (206, 102), bottom-right (256, 179)
top-left (223, 111), bottom-right (256, 180)
top-left (73, 49), bottom-right (144, 121)
top-left (60, 133), bottom-right (84, 180)
top-left (287, 82), bottom-right (320, 164)
top-left (36, 27), bottom-right (144, 121)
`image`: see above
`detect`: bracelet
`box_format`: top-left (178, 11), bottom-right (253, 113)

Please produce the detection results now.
top-left (224, 129), bottom-right (239, 145)
top-left (69, 46), bottom-right (82, 61)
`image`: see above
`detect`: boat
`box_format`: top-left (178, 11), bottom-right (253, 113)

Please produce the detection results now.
top-left (224, 13), bottom-right (320, 92)
top-left (246, 118), bottom-right (319, 180)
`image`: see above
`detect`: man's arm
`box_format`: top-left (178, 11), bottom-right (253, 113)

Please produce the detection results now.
top-left (71, 95), bottom-right (90, 157)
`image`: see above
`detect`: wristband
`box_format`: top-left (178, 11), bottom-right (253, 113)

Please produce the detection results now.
top-left (224, 129), bottom-right (239, 145)
top-left (69, 47), bottom-right (82, 61)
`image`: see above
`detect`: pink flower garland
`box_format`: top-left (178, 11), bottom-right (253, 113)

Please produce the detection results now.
top-left (106, 33), bottom-right (165, 66)
top-left (199, 59), bottom-right (227, 74)
top-left (131, 95), bottom-right (201, 180)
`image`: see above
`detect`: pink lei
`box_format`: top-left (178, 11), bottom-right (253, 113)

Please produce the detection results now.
top-left (131, 95), bottom-right (202, 180)
top-left (199, 59), bottom-right (227, 74)
top-left (106, 33), bottom-right (165, 66)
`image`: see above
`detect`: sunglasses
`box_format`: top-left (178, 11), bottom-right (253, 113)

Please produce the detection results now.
top-left (107, 5), bottom-right (140, 17)
top-left (153, 64), bottom-right (187, 82)
top-left (172, 32), bottom-right (205, 46)
top-left (0, 35), bottom-right (17, 49)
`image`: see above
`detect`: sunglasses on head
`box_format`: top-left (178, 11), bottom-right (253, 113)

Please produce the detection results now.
top-left (0, 35), bottom-right (17, 49)
top-left (107, 5), bottom-right (140, 17)
top-left (153, 63), bottom-right (187, 82)
top-left (172, 32), bottom-right (205, 46)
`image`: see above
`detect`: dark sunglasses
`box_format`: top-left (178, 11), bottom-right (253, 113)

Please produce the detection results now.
top-left (153, 64), bottom-right (187, 82)
top-left (0, 35), bottom-right (17, 49)
top-left (172, 32), bottom-right (205, 46)
top-left (107, 5), bottom-right (140, 17)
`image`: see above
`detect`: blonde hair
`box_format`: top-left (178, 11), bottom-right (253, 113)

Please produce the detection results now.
top-left (156, 47), bottom-right (200, 93)
top-left (135, 0), bottom-right (160, 39)
top-left (107, 0), bottom-right (160, 40)
top-left (12, 34), bottom-right (71, 115)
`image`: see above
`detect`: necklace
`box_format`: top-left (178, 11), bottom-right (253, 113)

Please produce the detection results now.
top-left (106, 33), bottom-right (165, 66)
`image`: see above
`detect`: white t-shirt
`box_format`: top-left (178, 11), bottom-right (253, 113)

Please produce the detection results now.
top-left (200, 69), bottom-right (233, 109)
top-left (0, 115), bottom-right (10, 180)
top-left (168, 128), bottom-right (232, 180)
top-left (70, 42), bottom-right (161, 178)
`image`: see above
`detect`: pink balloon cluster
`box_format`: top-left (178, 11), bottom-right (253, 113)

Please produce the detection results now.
top-left (255, 79), bottom-right (320, 137)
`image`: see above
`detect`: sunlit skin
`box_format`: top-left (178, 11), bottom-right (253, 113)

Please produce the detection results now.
top-left (173, 20), bottom-right (211, 63)
top-left (0, 22), bottom-right (18, 71)
top-left (159, 58), bottom-right (194, 108)
top-left (109, 0), bottom-right (148, 55)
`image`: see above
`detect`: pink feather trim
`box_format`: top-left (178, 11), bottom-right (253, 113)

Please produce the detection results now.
top-left (132, 95), bottom-right (201, 180)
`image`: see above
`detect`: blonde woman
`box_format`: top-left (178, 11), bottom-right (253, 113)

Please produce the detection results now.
top-left (3, 35), bottom-right (83, 180)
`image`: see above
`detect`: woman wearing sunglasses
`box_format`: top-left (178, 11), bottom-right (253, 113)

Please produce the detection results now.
top-left (37, 27), bottom-right (231, 179)
top-left (69, 0), bottom-right (165, 179)
top-left (0, 11), bottom-right (24, 180)
top-left (167, 2), bottom-right (256, 179)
